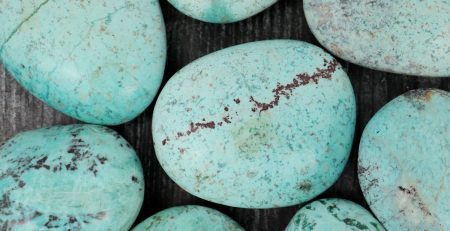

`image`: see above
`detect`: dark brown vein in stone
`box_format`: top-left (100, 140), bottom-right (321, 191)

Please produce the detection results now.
top-left (162, 58), bottom-right (338, 146)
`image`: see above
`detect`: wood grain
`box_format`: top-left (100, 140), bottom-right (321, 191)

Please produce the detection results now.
top-left (1, 1), bottom-right (448, 230)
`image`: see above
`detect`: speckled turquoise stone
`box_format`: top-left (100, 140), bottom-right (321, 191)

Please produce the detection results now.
top-left (304, 0), bottom-right (450, 77)
top-left (0, 0), bottom-right (166, 125)
top-left (167, 0), bottom-right (277, 23)
top-left (358, 89), bottom-right (450, 230)
top-left (285, 198), bottom-right (385, 231)
top-left (0, 125), bottom-right (144, 230)
top-left (132, 205), bottom-right (244, 231)
top-left (152, 40), bottom-right (356, 208)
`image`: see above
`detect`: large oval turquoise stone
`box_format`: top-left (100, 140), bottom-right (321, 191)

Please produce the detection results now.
top-left (132, 206), bottom-right (244, 231)
top-left (153, 40), bottom-right (356, 208)
top-left (304, 0), bottom-right (450, 77)
top-left (285, 198), bottom-right (385, 231)
top-left (0, 0), bottom-right (166, 125)
top-left (167, 0), bottom-right (277, 23)
top-left (359, 89), bottom-right (449, 230)
top-left (0, 125), bottom-right (144, 230)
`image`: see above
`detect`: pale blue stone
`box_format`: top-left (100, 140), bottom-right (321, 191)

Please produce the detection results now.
top-left (304, 0), bottom-right (450, 77)
top-left (359, 89), bottom-right (450, 230)
top-left (132, 206), bottom-right (244, 231)
top-left (0, 125), bottom-right (144, 230)
top-left (152, 40), bottom-right (356, 208)
top-left (167, 0), bottom-right (277, 23)
top-left (285, 198), bottom-right (385, 231)
top-left (0, 0), bottom-right (166, 125)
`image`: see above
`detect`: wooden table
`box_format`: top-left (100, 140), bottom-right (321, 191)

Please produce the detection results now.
top-left (1, 1), bottom-right (448, 230)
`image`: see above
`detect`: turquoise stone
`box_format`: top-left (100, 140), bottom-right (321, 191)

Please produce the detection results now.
top-left (152, 40), bottom-right (356, 208)
top-left (0, 0), bottom-right (166, 125)
top-left (167, 0), bottom-right (277, 23)
top-left (132, 206), bottom-right (244, 231)
top-left (0, 125), bottom-right (144, 230)
top-left (304, 0), bottom-right (450, 77)
top-left (285, 198), bottom-right (385, 231)
top-left (359, 89), bottom-right (450, 230)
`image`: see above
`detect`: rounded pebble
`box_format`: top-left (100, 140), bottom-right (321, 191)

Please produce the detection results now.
top-left (167, 0), bottom-right (277, 23)
top-left (0, 125), bottom-right (144, 230)
top-left (132, 205), bottom-right (244, 231)
top-left (153, 40), bottom-right (356, 208)
top-left (0, 0), bottom-right (166, 124)
top-left (304, 0), bottom-right (450, 76)
top-left (358, 89), bottom-right (450, 230)
top-left (285, 198), bottom-right (385, 231)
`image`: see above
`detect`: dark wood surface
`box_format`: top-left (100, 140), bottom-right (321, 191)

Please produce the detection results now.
top-left (1, 1), bottom-right (448, 230)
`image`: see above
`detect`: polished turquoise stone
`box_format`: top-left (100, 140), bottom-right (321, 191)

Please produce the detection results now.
top-left (359, 89), bottom-right (450, 230)
top-left (285, 198), bottom-right (385, 231)
top-left (304, 0), bottom-right (450, 77)
top-left (0, 0), bottom-right (166, 125)
top-left (153, 40), bottom-right (356, 208)
top-left (0, 125), bottom-right (144, 230)
top-left (167, 0), bottom-right (277, 23)
top-left (132, 206), bottom-right (244, 231)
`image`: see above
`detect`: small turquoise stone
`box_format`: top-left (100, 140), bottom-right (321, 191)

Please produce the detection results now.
top-left (132, 206), bottom-right (244, 231)
top-left (153, 40), bottom-right (356, 208)
top-left (0, 125), bottom-right (144, 230)
top-left (167, 0), bottom-right (277, 23)
top-left (285, 198), bottom-right (385, 231)
top-left (359, 89), bottom-right (450, 230)
top-left (0, 0), bottom-right (166, 125)
top-left (304, 0), bottom-right (450, 77)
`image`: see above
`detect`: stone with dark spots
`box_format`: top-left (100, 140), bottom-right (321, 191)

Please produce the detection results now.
top-left (132, 206), bottom-right (244, 231)
top-left (153, 40), bottom-right (356, 208)
top-left (358, 88), bottom-right (449, 230)
top-left (304, 0), bottom-right (450, 77)
top-left (0, 124), bottom-right (144, 230)
top-left (285, 198), bottom-right (385, 231)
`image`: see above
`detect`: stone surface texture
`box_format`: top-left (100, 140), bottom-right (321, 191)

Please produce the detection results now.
top-left (285, 198), bottom-right (385, 231)
top-left (304, 0), bottom-right (450, 77)
top-left (167, 0), bottom-right (277, 23)
top-left (0, 0), bottom-right (167, 125)
top-left (0, 124), bottom-right (144, 230)
top-left (358, 89), bottom-right (450, 230)
top-left (153, 40), bottom-right (356, 208)
top-left (132, 205), bottom-right (244, 231)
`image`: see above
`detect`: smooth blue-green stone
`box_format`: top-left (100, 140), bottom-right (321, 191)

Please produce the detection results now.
top-left (153, 40), bottom-right (356, 208)
top-left (285, 198), bottom-right (385, 231)
top-left (132, 206), bottom-right (244, 231)
top-left (167, 0), bottom-right (277, 23)
top-left (359, 89), bottom-right (450, 230)
top-left (0, 125), bottom-right (144, 230)
top-left (0, 0), bottom-right (166, 125)
top-left (304, 0), bottom-right (450, 77)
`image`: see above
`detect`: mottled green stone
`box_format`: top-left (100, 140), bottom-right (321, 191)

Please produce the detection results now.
top-left (359, 89), bottom-right (450, 230)
top-left (153, 40), bottom-right (356, 208)
top-left (285, 198), bottom-right (385, 231)
top-left (0, 0), bottom-right (166, 125)
top-left (0, 125), bottom-right (144, 230)
top-left (167, 0), bottom-right (277, 23)
top-left (132, 206), bottom-right (244, 231)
